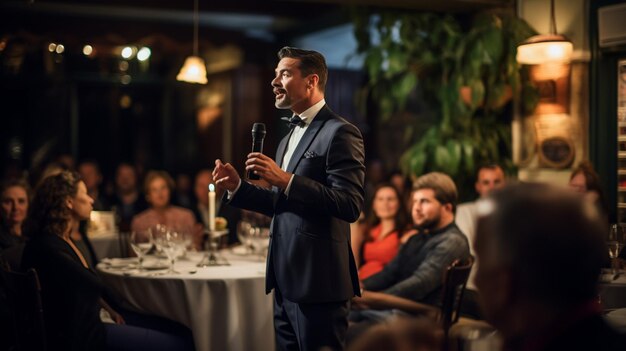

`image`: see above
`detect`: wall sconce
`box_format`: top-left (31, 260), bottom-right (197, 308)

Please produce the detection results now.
top-left (517, 0), bottom-right (573, 65)
top-left (177, 0), bottom-right (208, 84)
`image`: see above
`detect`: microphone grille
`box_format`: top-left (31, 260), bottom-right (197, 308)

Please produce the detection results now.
top-left (252, 123), bottom-right (266, 133)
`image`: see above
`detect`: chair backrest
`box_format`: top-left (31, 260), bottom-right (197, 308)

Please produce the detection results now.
top-left (0, 262), bottom-right (47, 351)
top-left (438, 255), bottom-right (474, 336)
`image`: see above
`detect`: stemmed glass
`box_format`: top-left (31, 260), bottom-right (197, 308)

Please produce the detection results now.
top-left (608, 224), bottom-right (624, 276)
top-left (237, 220), bottom-right (253, 255)
top-left (154, 229), bottom-right (183, 274)
top-left (129, 230), bottom-right (153, 271)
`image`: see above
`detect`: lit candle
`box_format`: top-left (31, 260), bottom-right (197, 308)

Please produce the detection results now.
top-left (208, 183), bottom-right (216, 231)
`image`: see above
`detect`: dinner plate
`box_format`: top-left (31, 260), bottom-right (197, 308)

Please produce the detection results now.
top-left (141, 261), bottom-right (169, 270)
top-left (102, 258), bottom-right (137, 269)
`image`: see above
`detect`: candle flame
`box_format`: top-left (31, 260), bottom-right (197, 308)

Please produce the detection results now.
top-left (209, 183), bottom-right (215, 192)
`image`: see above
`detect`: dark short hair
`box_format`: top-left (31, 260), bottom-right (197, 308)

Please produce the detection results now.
top-left (412, 172), bottom-right (458, 211)
top-left (476, 163), bottom-right (503, 177)
top-left (277, 46), bottom-right (328, 93)
top-left (479, 183), bottom-right (606, 308)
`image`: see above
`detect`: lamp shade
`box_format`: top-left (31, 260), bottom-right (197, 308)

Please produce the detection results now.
top-left (176, 56), bottom-right (208, 84)
top-left (516, 34), bottom-right (573, 65)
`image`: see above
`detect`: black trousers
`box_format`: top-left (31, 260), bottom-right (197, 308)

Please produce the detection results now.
top-left (273, 287), bottom-right (350, 351)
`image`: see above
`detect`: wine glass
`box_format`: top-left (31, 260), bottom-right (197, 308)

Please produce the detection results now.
top-left (237, 220), bottom-right (253, 255)
top-left (154, 228), bottom-right (182, 274)
top-left (129, 230), bottom-right (153, 271)
top-left (608, 224), bottom-right (624, 275)
top-left (176, 231), bottom-right (192, 259)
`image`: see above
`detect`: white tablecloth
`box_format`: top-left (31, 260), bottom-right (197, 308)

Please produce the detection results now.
top-left (97, 251), bottom-right (274, 351)
top-left (89, 232), bottom-right (123, 259)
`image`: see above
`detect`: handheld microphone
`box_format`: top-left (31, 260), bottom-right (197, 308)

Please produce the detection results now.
top-left (247, 123), bottom-right (266, 180)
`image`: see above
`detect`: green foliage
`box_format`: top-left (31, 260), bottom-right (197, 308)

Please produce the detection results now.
top-left (352, 9), bottom-right (537, 197)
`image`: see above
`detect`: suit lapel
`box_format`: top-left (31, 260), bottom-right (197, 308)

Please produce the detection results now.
top-left (286, 106), bottom-right (331, 173)
top-left (276, 129), bottom-right (293, 169)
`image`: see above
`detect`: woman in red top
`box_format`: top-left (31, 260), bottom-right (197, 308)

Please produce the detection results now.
top-left (353, 183), bottom-right (410, 280)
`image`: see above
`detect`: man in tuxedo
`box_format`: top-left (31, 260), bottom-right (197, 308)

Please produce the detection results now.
top-left (213, 46), bottom-right (365, 350)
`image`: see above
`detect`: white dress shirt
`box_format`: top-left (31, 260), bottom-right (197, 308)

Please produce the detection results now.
top-left (280, 98), bottom-right (326, 195)
top-left (229, 99), bottom-right (326, 198)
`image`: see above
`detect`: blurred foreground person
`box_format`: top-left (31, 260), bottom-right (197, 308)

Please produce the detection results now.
top-left (21, 172), bottom-right (194, 351)
top-left (347, 317), bottom-right (441, 351)
top-left (475, 183), bottom-right (626, 351)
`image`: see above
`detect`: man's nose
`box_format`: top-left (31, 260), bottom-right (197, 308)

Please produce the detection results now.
top-left (271, 76), bottom-right (280, 87)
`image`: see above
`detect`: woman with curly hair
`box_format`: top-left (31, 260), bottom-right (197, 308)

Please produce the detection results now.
top-left (21, 171), bottom-right (193, 351)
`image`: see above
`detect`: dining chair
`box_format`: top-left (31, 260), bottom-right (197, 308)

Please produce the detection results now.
top-left (438, 255), bottom-right (474, 340)
top-left (0, 261), bottom-right (47, 351)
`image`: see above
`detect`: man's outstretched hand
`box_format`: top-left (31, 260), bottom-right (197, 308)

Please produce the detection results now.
top-left (213, 159), bottom-right (241, 192)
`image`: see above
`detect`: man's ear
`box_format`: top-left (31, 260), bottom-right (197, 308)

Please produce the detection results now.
top-left (307, 74), bottom-right (319, 88)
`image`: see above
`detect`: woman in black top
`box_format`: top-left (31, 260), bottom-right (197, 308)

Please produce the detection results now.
top-left (21, 171), bottom-right (194, 351)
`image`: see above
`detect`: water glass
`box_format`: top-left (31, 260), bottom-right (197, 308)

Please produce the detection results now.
top-left (129, 230), bottom-right (153, 270)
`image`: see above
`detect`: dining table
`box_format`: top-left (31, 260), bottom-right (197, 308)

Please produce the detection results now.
top-left (89, 231), bottom-right (124, 260)
top-left (599, 269), bottom-right (626, 310)
top-left (97, 250), bottom-right (274, 351)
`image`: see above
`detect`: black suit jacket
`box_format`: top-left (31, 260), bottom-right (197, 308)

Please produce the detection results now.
top-left (229, 105), bottom-right (365, 303)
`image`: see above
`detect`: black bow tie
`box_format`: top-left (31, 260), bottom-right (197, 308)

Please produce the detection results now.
top-left (281, 115), bottom-right (305, 128)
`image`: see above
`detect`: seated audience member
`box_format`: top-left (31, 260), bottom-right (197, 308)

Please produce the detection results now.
top-left (131, 170), bottom-right (198, 245)
top-left (475, 183), bottom-right (626, 351)
top-left (568, 161), bottom-right (609, 219)
top-left (388, 169), bottom-right (412, 210)
top-left (112, 163), bottom-right (147, 232)
top-left (350, 172), bottom-right (469, 330)
top-left (174, 172), bottom-right (193, 209)
top-left (455, 164), bottom-right (505, 255)
top-left (21, 171), bottom-right (193, 350)
top-left (352, 183), bottom-right (410, 280)
top-left (78, 159), bottom-right (111, 211)
top-left (192, 169), bottom-right (240, 244)
top-left (455, 163), bottom-right (505, 317)
top-left (347, 317), bottom-right (442, 351)
top-left (0, 178), bottom-right (30, 267)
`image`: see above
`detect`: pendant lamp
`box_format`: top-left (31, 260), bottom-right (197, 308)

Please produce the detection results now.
top-left (177, 0), bottom-right (208, 84)
top-left (516, 0), bottom-right (573, 65)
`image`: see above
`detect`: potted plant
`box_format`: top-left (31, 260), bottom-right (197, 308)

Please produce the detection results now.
top-left (352, 9), bottom-right (538, 197)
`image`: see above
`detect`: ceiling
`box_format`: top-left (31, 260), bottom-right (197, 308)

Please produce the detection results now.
top-left (1, 0), bottom-right (515, 42)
